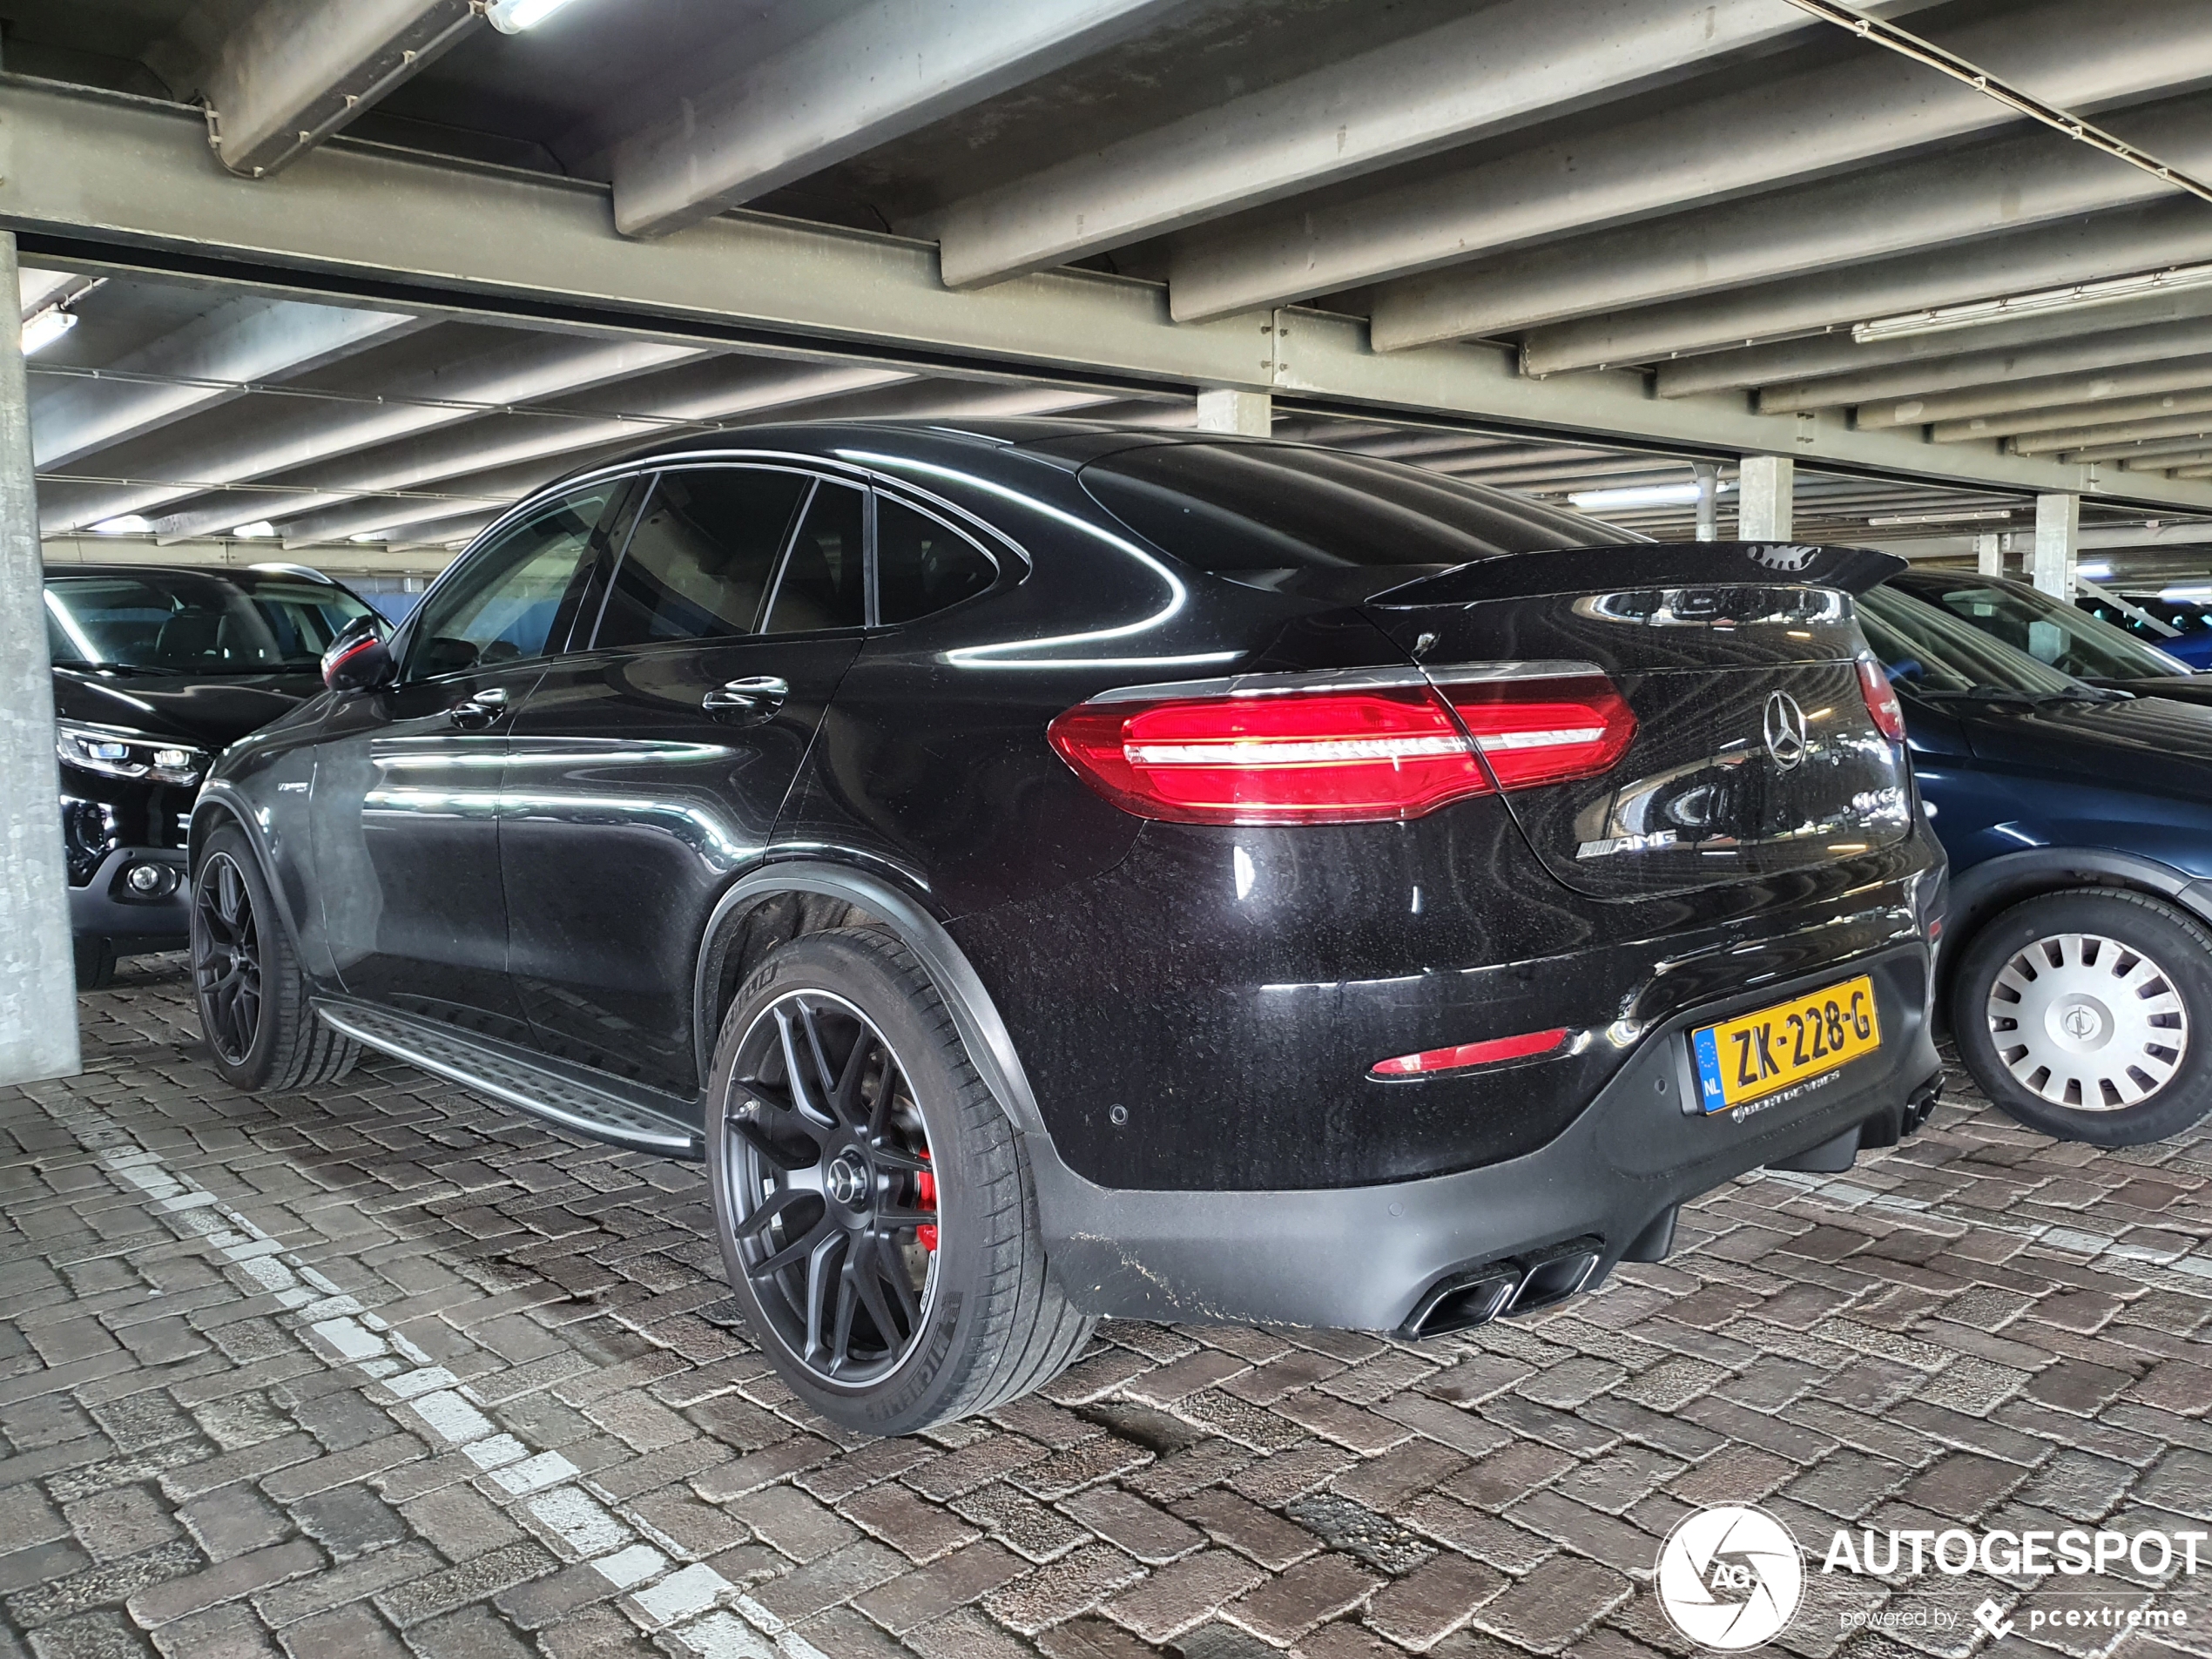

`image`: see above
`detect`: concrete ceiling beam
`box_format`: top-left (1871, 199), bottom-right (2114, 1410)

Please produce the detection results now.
top-left (1165, 0), bottom-right (2209, 324)
top-left (30, 298), bottom-right (421, 469)
top-left (932, 0), bottom-right (1831, 290)
top-left (611, 0), bottom-right (1181, 240)
top-left (194, 0), bottom-right (477, 179)
top-left (1522, 196), bottom-right (2212, 375)
top-left (1372, 95), bottom-right (2212, 351)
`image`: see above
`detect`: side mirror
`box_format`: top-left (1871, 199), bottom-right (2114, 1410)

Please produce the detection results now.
top-left (321, 617), bottom-right (396, 694)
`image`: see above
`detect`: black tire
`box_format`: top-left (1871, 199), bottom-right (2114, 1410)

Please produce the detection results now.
top-left (74, 936), bottom-right (117, 990)
top-left (705, 927), bottom-right (1094, 1436)
top-left (190, 826), bottom-right (359, 1093)
top-left (1950, 887), bottom-right (2212, 1146)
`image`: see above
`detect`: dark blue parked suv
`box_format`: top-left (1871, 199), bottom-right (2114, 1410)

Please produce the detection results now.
top-left (1860, 583), bottom-right (2212, 1145)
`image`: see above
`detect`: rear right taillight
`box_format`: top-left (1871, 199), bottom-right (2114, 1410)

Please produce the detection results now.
top-left (1048, 666), bottom-right (1635, 826)
top-left (1047, 683), bottom-right (1486, 825)
top-left (1858, 657), bottom-right (1907, 742)
top-left (1440, 674), bottom-right (1638, 791)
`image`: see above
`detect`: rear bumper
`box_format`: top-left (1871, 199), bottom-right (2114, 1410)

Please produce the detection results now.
top-left (1035, 940), bottom-right (1939, 1330)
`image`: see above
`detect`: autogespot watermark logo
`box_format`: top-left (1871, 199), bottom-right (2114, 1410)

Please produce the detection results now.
top-left (1655, 1511), bottom-right (2206, 1650)
top-left (1657, 1507), bottom-right (1805, 1650)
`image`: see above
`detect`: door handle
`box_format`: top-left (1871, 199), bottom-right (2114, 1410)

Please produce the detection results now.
top-left (448, 685), bottom-right (511, 730)
top-left (701, 676), bottom-right (787, 722)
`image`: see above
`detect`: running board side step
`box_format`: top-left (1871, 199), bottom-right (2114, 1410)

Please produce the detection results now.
top-left (315, 1001), bottom-right (705, 1158)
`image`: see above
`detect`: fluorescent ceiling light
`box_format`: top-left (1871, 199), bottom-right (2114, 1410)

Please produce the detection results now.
top-left (2161, 585), bottom-right (2212, 602)
top-left (1865, 509), bottom-right (2014, 526)
top-left (1569, 481), bottom-right (1732, 510)
top-left (89, 515), bottom-right (153, 535)
top-left (349, 531), bottom-right (389, 543)
top-left (1854, 262), bottom-right (2212, 344)
top-left (231, 521), bottom-right (277, 539)
top-left (2078, 561), bottom-right (2114, 579)
top-left (485, 0), bottom-right (585, 30)
top-left (21, 307), bottom-right (77, 356)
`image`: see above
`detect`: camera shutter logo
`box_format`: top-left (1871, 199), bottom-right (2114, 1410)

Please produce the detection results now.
top-left (1656, 1505), bottom-right (1805, 1650)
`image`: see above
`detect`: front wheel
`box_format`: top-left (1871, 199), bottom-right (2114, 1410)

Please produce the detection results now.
top-left (190, 827), bottom-right (357, 1093)
top-left (705, 927), bottom-right (1093, 1435)
top-left (1950, 887), bottom-right (2212, 1145)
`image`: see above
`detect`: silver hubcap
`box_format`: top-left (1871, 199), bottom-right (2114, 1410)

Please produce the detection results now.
top-left (1986, 930), bottom-right (2188, 1110)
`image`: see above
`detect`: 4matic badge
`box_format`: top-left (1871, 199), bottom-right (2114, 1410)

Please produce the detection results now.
top-left (1657, 1506), bottom-right (1805, 1650)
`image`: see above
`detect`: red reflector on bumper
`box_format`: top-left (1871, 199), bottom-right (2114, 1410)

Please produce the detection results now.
top-left (1370, 1028), bottom-right (1569, 1078)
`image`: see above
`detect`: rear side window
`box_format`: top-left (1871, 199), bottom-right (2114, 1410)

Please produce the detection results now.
top-left (1081, 440), bottom-right (1622, 601)
top-left (597, 467), bottom-right (810, 646)
top-left (875, 498), bottom-right (997, 624)
top-left (764, 482), bottom-right (867, 634)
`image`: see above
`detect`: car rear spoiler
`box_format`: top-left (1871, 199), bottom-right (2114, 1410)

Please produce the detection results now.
top-left (1366, 542), bottom-right (1905, 608)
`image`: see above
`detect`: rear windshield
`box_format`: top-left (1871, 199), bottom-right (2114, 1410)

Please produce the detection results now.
top-left (1897, 575), bottom-right (2188, 680)
top-left (1080, 440), bottom-right (1625, 602)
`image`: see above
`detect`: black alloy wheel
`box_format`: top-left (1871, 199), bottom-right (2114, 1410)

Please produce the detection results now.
top-left (194, 852), bottom-right (263, 1066)
top-left (719, 989), bottom-right (939, 1386)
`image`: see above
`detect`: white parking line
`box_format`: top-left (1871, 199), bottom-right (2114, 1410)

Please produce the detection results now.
top-left (35, 1089), bottom-right (829, 1658)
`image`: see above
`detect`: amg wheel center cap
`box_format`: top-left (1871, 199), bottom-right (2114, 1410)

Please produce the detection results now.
top-left (826, 1155), bottom-right (868, 1209)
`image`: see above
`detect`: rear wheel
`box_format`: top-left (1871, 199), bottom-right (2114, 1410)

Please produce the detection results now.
top-left (705, 927), bottom-right (1092, 1435)
top-left (190, 826), bottom-right (357, 1092)
top-left (1950, 887), bottom-right (2212, 1145)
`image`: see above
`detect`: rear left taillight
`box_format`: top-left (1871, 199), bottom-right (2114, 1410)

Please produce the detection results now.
top-left (1858, 657), bottom-right (1907, 742)
top-left (1048, 668), bottom-right (1635, 826)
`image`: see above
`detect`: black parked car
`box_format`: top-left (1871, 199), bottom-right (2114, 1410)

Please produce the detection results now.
top-left (189, 424), bottom-right (1943, 1433)
top-left (1859, 583), bottom-right (2212, 1145)
top-left (1886, 568), bottom-right (2212, 708)
top-left (48, 563), bottom-right (378, 986)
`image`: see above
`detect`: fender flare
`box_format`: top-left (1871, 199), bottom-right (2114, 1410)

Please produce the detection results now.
top-left (1946, 844), bottom-right (2212, 971)
top-left (690, 862), bottom-right (1051, 1146)
top-left (186, 784), bottom-right (311, 959)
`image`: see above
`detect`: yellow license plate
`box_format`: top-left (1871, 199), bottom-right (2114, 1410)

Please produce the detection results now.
top-left (1691, 974), bottom-right (1881, 1113)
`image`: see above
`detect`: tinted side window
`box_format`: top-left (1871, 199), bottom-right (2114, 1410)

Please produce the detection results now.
top-left (875, 498), bottom-right (997, 624)
top-left (763, 482), bottom-right (867, 634)
top-left (408, 485), bottom-right (617, 678)
top-left (597, 467), bottom-right (810, 647)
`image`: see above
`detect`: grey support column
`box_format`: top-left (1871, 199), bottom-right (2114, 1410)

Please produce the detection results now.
top-left (1974, 530), bottom-right (2003, 577)
top-left (1195, 388), bottom-right (1271, 435)
top-left (1693, 462), bottom-right (1718, 543)
top-left (2033, 492), bottom-right (2080, 598)
top-left (0, 232), bottom-right (83, 1086)
top-left (1738, 455), bottom-right (1794, 542)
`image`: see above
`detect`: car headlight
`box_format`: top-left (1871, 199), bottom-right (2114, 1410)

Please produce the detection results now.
top-left (56, 722), bottom-right (209, 786)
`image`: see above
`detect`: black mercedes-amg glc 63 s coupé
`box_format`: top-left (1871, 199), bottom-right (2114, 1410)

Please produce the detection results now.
top-left (189, 422), bottom-right (1944, 1433)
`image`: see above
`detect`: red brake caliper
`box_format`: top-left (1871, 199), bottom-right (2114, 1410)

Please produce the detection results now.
top-left (916, 1152), bottom-right (938, 1252)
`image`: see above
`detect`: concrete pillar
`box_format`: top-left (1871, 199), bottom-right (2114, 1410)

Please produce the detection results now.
top-left (1738, 455), bottom-right (1794, 541)
top-left (1973, 531), bottom-right (2003, 577)
top-left (2033, 492), bottom-right (2080, 599)
top-left (1195, 388), bottom-right (1271, 435)
top-left (0, 231), bottom-right (83, 1087)
top-left (1693, 462), bottom-right (1717, 543)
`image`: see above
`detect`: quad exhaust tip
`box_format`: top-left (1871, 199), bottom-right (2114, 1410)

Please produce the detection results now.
top-left (1400, 1235), bottom-right (1605, 1339)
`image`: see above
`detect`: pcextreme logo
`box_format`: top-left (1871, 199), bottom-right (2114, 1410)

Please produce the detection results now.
top-left (1656, 1506), bottom-right (1805, 1651)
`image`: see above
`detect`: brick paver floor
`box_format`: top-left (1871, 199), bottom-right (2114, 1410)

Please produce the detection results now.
top-left (4, 956), bottom-right (2211, 1659)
